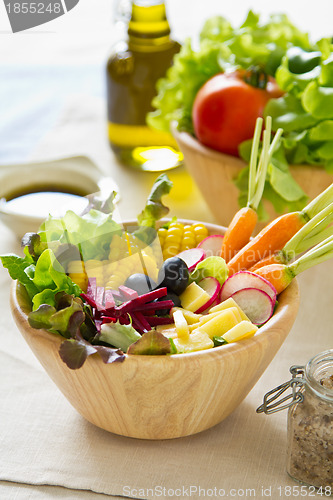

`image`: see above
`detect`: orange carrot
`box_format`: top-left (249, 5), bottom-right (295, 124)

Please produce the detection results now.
top-left (221, 116), bottom-right (283, 262)
top-left (254, 263), bottom-right (293, 294)
top-left (228, 212), bottom-right (305, 274)
top-left (220, 206), bottom-right (258, 262)
top-left (228, 183), bottom-right (333, 275)
top-left (249, 252), bottom-right (283, 271)
top-left (254, 233), bottom-right (333, 294)
top-left (249, 201), bottom-right (333, 272)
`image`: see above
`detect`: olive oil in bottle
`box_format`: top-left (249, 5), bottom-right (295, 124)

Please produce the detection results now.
top-left (106, 0), bottom-right (182, 171)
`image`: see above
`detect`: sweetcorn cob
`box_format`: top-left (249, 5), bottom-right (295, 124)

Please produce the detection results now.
top-left (158, 222), bottom-right (209, 260)
top-left (67, 260), bottom-right (87, 291)
top-left (67, 230), bottom-right (163, 292)
top-left (85, 260), bottom-right (105, 287)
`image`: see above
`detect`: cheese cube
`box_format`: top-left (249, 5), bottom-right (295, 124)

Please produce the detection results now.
top-left (179, 282), bottom-right (211, 312)
top-left (170, 307), bottom-right (201, 325)
top-left (222, 320), bottom-right (258, 343)
top-left (173, 310), bottom-right (190, 340)
top-left (173, 330), bottom-right (214, 353)
top-left (209, 297), bottom-right (250, 322)
top-left (192, 308), bottom-right (241, 339)
top-left (156, 324), bottom-right (178, 339)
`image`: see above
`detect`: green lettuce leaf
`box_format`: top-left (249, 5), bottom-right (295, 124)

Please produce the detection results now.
top-left (39, 209), bottom-right (122, 261)
top-left (0, 254), bottom-right (38, 300)
top-left (302, 81), bottom-right (333, 119)
top-left (99, 321), bottom-right (141, 352)
top-left (148, 10), bottom-right (312, 135)
top-left (28, 293), bottom-right (84, 337)
top-left (137, 174), bottom-right (173, 228)
top-left (30, 249), bottom-right (81, 310)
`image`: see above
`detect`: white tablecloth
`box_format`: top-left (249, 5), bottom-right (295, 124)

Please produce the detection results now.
top-left (1, 2), bottom-right (333, 498)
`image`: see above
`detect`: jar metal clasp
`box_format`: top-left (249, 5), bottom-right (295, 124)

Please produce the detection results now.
top-left (256, 365), bottom-right (305, 414)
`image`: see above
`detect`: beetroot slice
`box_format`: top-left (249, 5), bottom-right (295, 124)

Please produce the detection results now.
top-left (104, 289), bottom-right (115, 309)
top-left (230, 288), bottom-right (274, 325)
top-left (86, 277), bottom-right (97, 300)
top-left (145, 316), bottom-right (174, 326)
top-left (118, 285), bottom-right (138, 301)
top-left (131, 300), bottom-right (174, 313)
top-left (116, 287), bottom-right (168, 314)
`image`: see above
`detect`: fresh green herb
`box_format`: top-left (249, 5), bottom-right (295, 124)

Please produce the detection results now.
top-left (213, 336), bottom-right (228, 347)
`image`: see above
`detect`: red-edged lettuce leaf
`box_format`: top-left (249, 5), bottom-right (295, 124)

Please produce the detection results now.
top-left (28, 293), bottom-right (84, 338)
top-left (127, 329), bottom-right (171, 355)
top-left (59, 334), bottom-right (125, 369)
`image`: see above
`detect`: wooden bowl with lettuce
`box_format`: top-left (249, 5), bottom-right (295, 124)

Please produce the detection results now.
top-left (5, 175), bottom-right (300, 440)
top-left (148, 11), bottom-right (333, 228)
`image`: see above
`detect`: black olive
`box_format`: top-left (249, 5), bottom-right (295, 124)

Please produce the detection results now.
top-left (155, 292), bottom-right (181, 316)
top-left (124, 273), bottom-right (157, 296)
top-left (157, 257), bottom-right (189, 295)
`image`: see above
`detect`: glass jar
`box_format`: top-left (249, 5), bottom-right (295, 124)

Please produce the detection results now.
top-left (257, 349), bottom-right (333, 490)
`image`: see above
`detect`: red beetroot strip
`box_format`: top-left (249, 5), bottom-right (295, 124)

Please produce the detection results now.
top-left (81, 286), bottom-right (174, 335)
top-left (116, 287), bottom-right (168, 314)
top-left (145, 316), bottom-right (174, 326)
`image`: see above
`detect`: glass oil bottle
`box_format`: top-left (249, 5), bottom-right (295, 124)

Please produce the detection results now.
top-left (106, 0), bottom-right (182, 171)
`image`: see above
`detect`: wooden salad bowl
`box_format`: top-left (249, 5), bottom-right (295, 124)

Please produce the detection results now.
top-left (174, 129), bottom-right (333, 230)
top-left (10, 221), bottom-right (300, 440)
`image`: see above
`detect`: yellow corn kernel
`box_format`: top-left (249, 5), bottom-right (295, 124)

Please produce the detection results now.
top-left (168, 222), bottom-right (184, 230)
top-left (167, 226), bottom-right (183, 238)
top-left (192, 223), bottom-right (209, 236)
top-left (163, 248), bottom-right (178, 260)
top-left (158, 227), bottom-right (168, 237)
top-left (195, 234), bottom-right (207, 244)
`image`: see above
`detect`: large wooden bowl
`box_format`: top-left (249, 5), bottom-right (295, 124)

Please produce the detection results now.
top-left (174, 130), bottom-right (333, 229)
top-left (10, 221), bottom-right (300, 440)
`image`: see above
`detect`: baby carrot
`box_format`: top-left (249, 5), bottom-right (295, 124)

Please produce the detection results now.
top-left (254, 234), bottom-right (333, 294)
top-left (249, 201), bottom-right (333, 271)
top-left (221, 117), bottom-right (283, 262)
top-left (227, 182), bottom-right (333, 275)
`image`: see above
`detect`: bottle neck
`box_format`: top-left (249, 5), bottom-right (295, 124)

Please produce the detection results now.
top-left (128, 0), bottom-right (171, 48)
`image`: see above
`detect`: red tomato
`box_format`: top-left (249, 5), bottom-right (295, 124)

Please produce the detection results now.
top-left (192, 70), bottom-right (283, 157)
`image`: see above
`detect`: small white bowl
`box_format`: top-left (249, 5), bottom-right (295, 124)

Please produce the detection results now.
top-left (0, 156), bottom-right (119, 239)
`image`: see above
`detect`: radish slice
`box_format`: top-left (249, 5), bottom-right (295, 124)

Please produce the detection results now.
top-left (195, 277), bottom-right (221, 313)
top-left (230, 288), bottom-right (274, 325)
top-left (197, 235), bottom-right (224, 257)
top-left (220, 271), bottom-right (277, 302)
top-left (176, 248), bottom-right (206, 272)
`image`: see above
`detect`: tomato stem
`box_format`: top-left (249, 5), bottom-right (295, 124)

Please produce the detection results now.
top-left (244, 66), bottom-right (269, 90)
